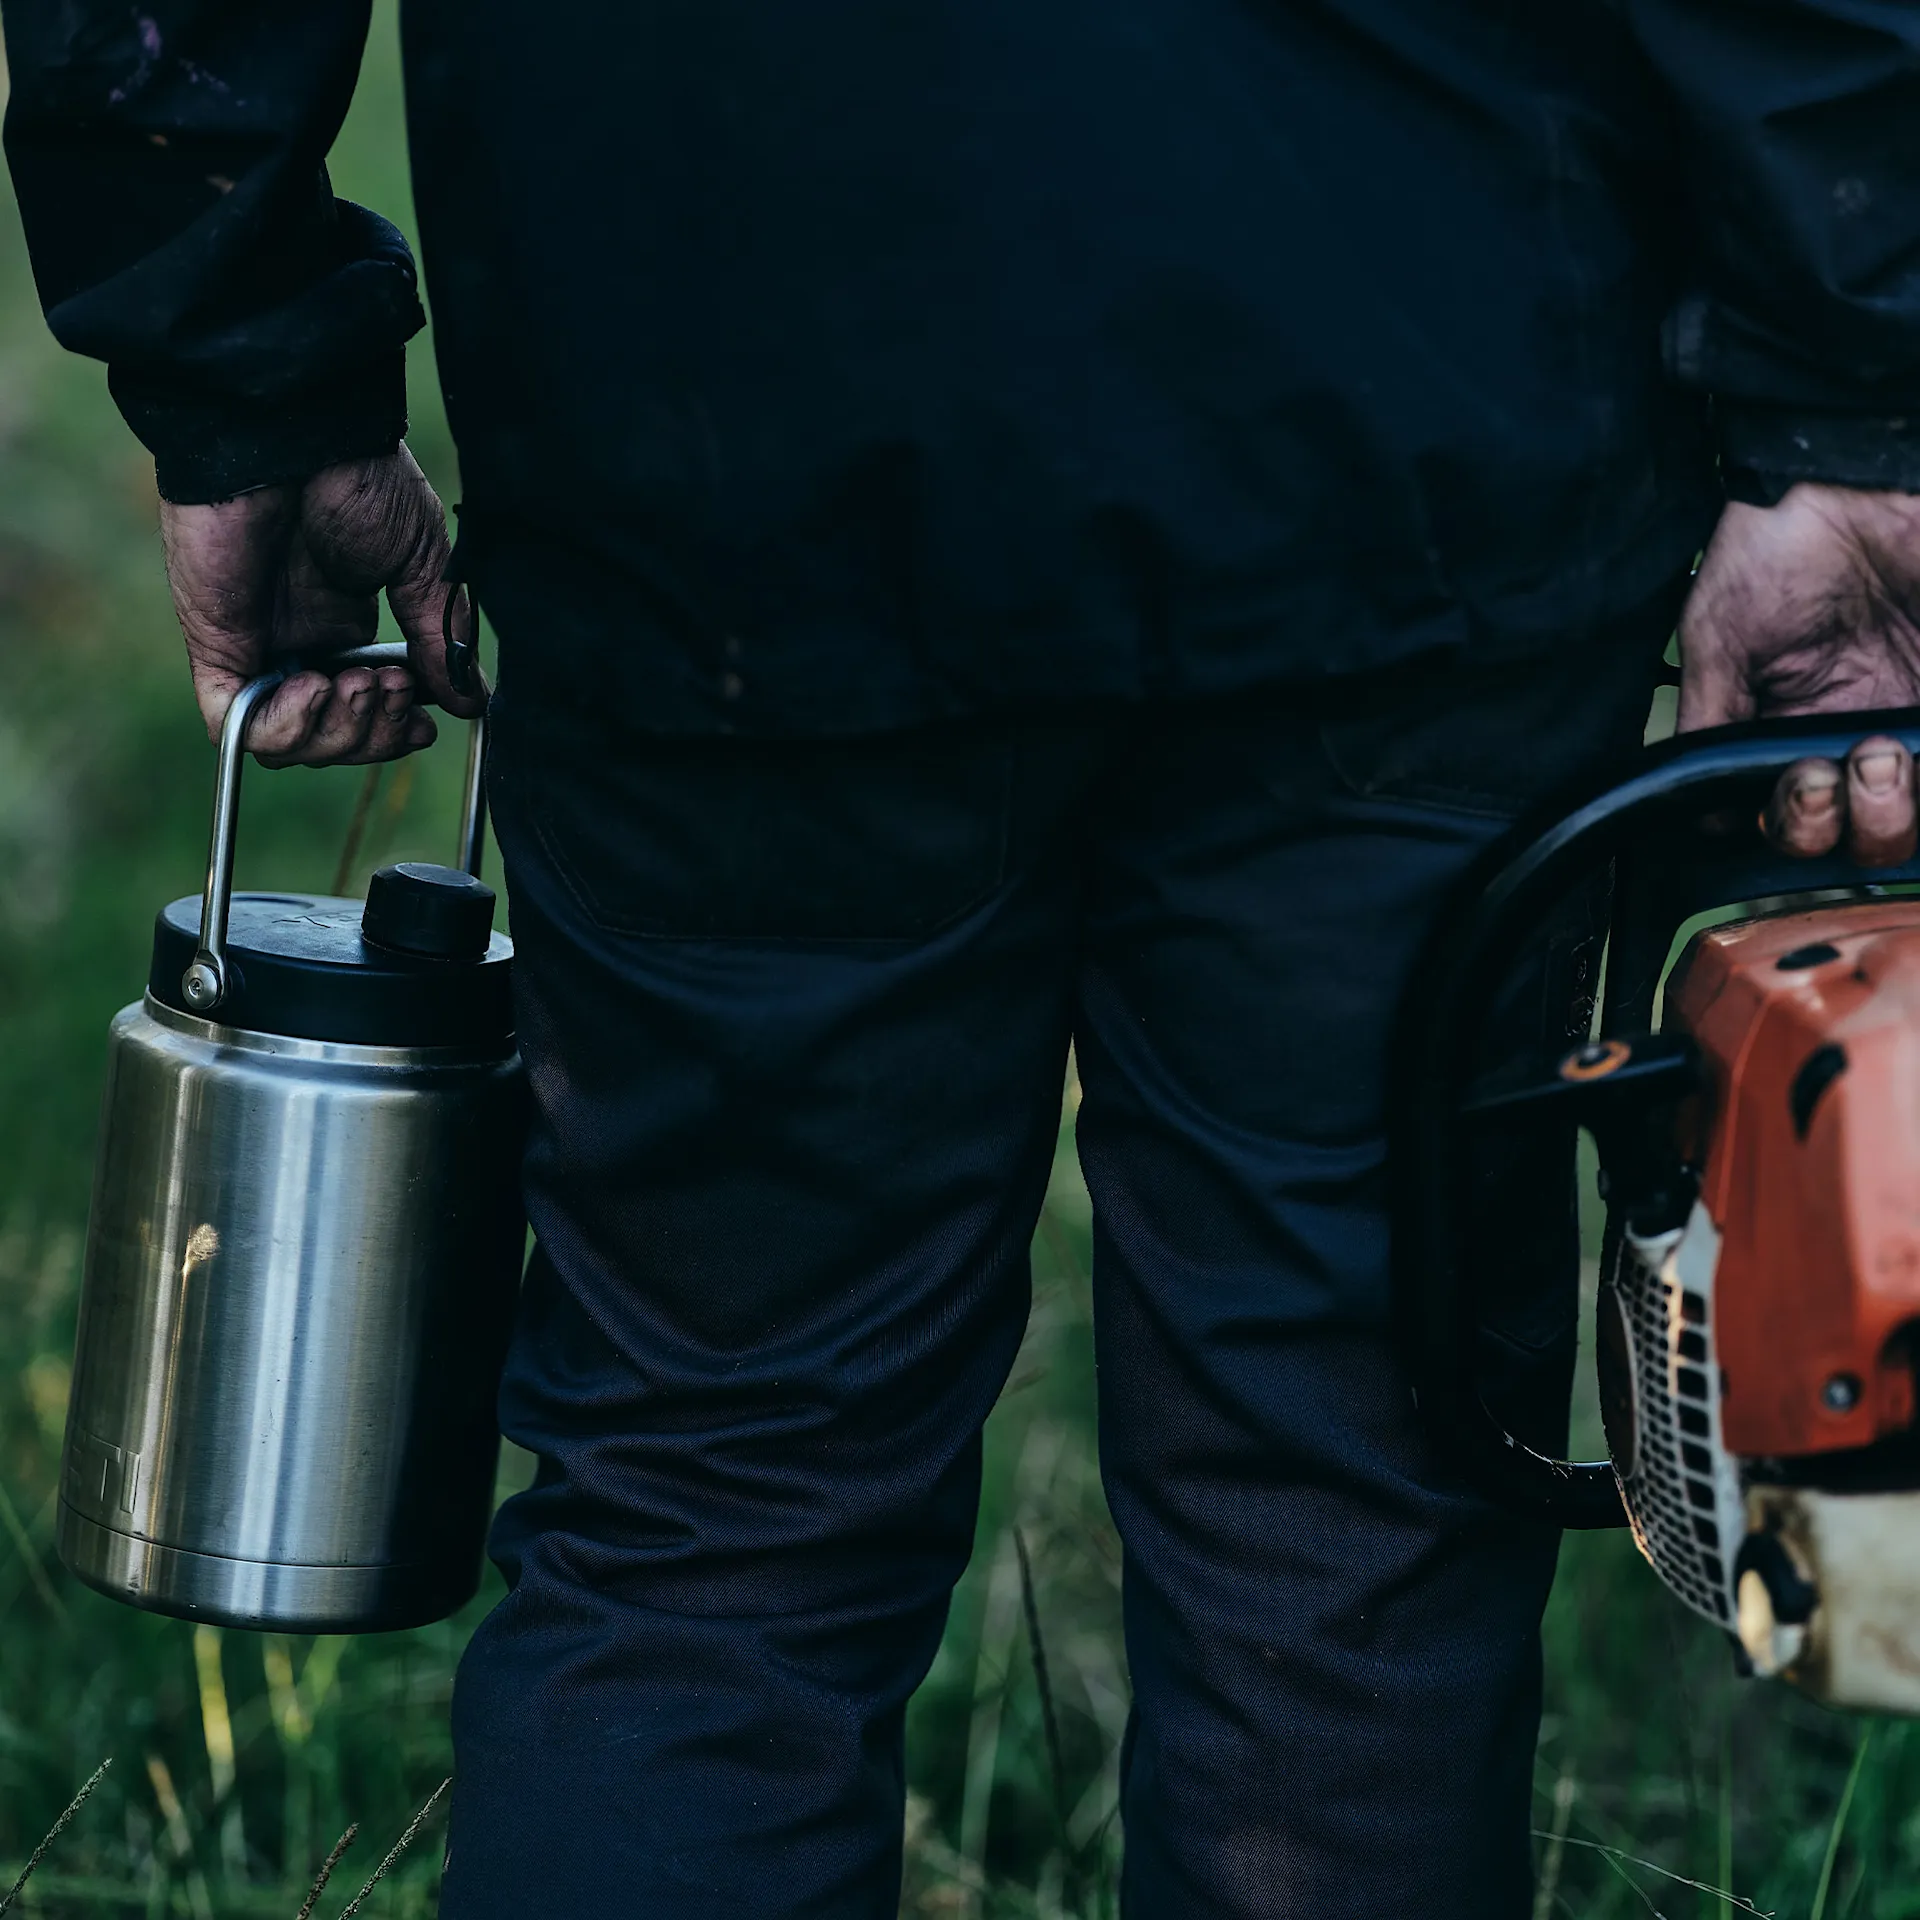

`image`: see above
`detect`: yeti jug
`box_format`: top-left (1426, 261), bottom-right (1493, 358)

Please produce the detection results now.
top-left (58, 642), bottom-right (527, 1632)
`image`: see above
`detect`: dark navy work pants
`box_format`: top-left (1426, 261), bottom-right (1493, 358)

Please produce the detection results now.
top-left (439, 603), bottom-right (1678, 1918)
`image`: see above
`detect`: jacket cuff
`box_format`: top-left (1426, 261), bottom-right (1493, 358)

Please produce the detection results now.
top-left (1718, 402), bottom-right (1920, 508)
top-left (111, 349), bottom-right (410, 504)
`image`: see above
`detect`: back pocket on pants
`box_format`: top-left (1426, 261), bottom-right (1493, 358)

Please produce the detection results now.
top-left (500, 711), bottom-right (1015, 943)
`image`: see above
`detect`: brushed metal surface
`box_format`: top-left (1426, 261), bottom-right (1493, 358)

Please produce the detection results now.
top-left (58, 1507), bottom-right (477, 1634)
top-left (61, 995), bottom-right (525, 1630)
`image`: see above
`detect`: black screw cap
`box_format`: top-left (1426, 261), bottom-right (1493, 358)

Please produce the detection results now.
top-left (362, 863), bottom-right (495, 961)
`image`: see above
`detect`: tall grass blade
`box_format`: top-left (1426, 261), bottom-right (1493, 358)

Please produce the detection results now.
top-left (372, 760), bottom-right (416, 867)
top-left (1594, 1839), bottom-right (1669, 1918)
top-left (1530, 1833), bottom-right (1771, 1915)
top-left (1532, 1771), bottom-right (1575, 1920)
top-left (334, 1777), bottom-right (450, 1918)
top-left (1015, 1524), bottom-right (1081, 1914)
top-left (144, 1753), bottom-right (213, 1920)
top-left (1013, 1528), bottom-right (1069, 1836)
top-left (0, 1757), bottom-right (110, 1914)
top-left (0, 1474), bottom-right (69, 1634)
top-left (263, 1637), bottom-right (310, 1746)
top-left (329, 766), bottom-right (384, 895)
top-left (1808, 1726), bottom-right (1871, 1920)
top-left (192, 1623), bottom-right (247, 1877)
top-left (295, 1823), bottom-right (358, 1920)
top-left (958, 1529), bottom-right (1024, 1910)
top-left (295, 1636), bottom-right (350, 1728)
top-left (1717, 1699), bottom-right (1734, 1905)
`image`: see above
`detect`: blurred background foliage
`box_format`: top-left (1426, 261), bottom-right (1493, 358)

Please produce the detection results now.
top-left (0, 7), bottom-right (1916, 1915)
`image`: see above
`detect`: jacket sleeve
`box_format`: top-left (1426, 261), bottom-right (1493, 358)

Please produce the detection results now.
top-left (1629, 0), bottom-right (1920, 502)
top-left (0, 0), bottom-right (424, 502)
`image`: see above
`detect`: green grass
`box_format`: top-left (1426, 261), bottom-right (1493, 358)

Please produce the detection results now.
top-left (0, 10), bottom-right (1916, 1914)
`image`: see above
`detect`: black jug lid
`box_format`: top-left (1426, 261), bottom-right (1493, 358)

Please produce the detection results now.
top-left (148, 872), bottom-right (513, 1047)
top-left (363, 862), bottom-right (497, 960)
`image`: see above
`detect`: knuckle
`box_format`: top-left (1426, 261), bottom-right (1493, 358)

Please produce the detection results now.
top-left (1787, 755), bottom-right (1841, 787)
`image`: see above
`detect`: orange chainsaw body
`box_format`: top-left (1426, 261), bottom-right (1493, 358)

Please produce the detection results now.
top-left (1671, 900), bottom-right (1920, 1460)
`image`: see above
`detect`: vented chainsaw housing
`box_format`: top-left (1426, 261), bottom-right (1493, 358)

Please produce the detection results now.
top-left (1600, 1209), bottom-right (1744, 1631)
top-left (1596, 899), bottom-right (1920, 1704)
top-left (1397, 709), bottom-right (1920, 1717)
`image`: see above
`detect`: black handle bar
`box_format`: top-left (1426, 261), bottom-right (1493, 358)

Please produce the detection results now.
top-left (1392, 709), bottom-right (1920, 1530)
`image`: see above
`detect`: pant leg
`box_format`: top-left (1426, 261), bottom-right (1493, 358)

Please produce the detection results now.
top-left (440, 694), bottom-right (1095, 1918)
top-left (1076, 610), bottom-right (1680, 1916)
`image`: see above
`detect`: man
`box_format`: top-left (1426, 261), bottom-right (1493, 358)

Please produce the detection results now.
top-left (4, 2), bottom-right (1918, 1912)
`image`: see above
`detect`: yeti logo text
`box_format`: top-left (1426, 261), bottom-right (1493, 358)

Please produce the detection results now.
top-left (65, 1427), bottom-right (141, 1519)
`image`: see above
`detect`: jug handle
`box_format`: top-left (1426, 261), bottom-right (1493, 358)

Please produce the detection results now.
top-left (180, 641), bottom-right (491, 1015)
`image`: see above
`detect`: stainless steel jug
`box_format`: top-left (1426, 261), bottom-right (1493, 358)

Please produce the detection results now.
top-left (58, 643), bottom-right (527, 1632)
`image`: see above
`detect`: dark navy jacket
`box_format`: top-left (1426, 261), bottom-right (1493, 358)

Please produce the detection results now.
top-left (5, 1), bottom-right (1920, 730)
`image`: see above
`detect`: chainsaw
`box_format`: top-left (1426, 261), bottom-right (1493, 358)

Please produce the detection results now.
top-left (1398, 710), bottom-right (1920, 1714)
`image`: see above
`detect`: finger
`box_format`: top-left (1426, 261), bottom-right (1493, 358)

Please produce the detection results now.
top-left (1846, 736), bottom-right (1918, 868)
top-left (375, 662), bottom-right (416, 716)
top-left (239, 672), bottom-right (333, 763)
top-left (346, 672), bottom-right (430, 764)
top-left (253, 669), bottom-right (379, 769)
top-left (359, 662), bottom-right (426, 759)
top-left (332, 709), bottom-right (439, 765)
top-left (1764, 758), bottom-right (1846, 858)
top-left (315, 666), bottom-right (439, 765)
top-left (307, 669), bottom-right (384, 764)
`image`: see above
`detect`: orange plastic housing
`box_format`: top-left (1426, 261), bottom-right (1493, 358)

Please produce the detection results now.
top-left (1672, 900), bottom-right (1920, 1460)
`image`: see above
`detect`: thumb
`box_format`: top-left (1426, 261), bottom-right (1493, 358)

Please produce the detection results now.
top-left (1676, 540), bottom-right (1760, 735)
top-left (160, 488), bottom-right (323, 748)
top-left (377, 459), bottom-right (487, 720)
top-left (1676, 634), bottom-right (1754, 734)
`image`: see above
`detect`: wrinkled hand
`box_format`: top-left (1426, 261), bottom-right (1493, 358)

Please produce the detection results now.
top-left (160, 446), bottom-right (484, 769)
top-left (1680, 483), bottom-right (1920, 865)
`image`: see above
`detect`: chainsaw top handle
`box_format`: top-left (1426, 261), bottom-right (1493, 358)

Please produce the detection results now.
top-left (1393, 707), bottom-right (1920, 1531)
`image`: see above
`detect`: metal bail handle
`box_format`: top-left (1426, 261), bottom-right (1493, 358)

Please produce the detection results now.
top-left (180, 641), bottom-right (492, 1015)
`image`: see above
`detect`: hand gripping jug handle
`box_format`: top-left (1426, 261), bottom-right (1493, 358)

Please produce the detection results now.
top-left (179, 641), bottom-right (491, 1016)
top-left (1393, 706), bottom-right (1920, 1530)
top-left (59, 639), bottom-right (522, 1633)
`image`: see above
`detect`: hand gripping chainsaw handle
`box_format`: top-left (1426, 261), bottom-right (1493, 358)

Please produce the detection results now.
top-left (1394, 708), bottom-right (1920, 1530)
